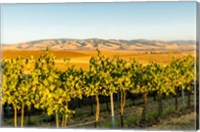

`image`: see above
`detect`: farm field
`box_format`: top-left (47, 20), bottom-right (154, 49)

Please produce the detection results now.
top-left (2, 50), bottom-right (194, 70)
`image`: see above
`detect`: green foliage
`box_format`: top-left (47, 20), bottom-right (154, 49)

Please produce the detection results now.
top-left (86, 49), bottom-right (117, 97)
top-left (2, 56), bottom-right (28, 108)
top-left (165, 55), bottom-right (195, 94)
top-left (2, 48), bottom-right (195, 127)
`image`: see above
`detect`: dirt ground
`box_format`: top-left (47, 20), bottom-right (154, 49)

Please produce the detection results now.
top-left (148, 112), bottom-right (196, 130)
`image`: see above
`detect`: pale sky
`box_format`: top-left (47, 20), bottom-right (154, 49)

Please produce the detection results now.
top-left (1, 2), bottom-right (197, 44)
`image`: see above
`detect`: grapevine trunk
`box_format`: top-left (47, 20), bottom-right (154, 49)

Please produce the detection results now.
top-left (61, 114), bottom-right (65, 127)
top-left (56, 113), bottom-right (59, 128)
top-left (13, 103), bottom-right (17, 127)
top-left (95, 95), bottom-right (100, 128)
top-left (120, 90), bottom-right (126, 127)
top-left (175, 94), bottom-right (178, 110)
top-left (142, 92), bottom-right (148, 121)
top-left (158, 91), bottom-right (163, 116)
top-left (21, 102), bottom-right (25, 127)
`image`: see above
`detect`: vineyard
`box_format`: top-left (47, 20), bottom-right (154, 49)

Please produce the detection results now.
top-left (1, 47), bottom-right (198, 129)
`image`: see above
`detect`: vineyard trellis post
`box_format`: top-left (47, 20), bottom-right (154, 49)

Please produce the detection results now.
top-left (110, 93), bottom-right (115, 128)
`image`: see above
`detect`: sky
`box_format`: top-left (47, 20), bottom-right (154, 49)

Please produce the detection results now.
top-left (1, 2), bottom-right (197, 44)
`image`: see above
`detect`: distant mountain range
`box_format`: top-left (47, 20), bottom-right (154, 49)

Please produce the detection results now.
top-left (2, 38), bottom-right (195, 52)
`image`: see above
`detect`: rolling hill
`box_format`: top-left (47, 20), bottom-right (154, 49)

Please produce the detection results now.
top-left (2, 38), bottom-right (195, 52)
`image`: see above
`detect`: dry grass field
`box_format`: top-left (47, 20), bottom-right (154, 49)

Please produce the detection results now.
top-left (2, 50), bottom-right (194, 70)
